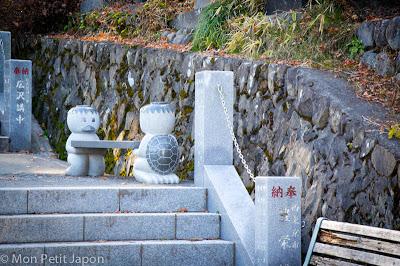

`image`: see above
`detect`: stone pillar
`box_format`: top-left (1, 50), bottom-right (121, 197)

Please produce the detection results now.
top-left (255, 176), bottom-right (302, 266)
top-left (194, 71), bottom-right (234, 187)
top-left (1, 60), bottom-right (32, 151)
top-left (0, 38), bottom-right (4, 96)
top-left (0, 31), bottom-right (11, 112)
top-left (265, 0), bottom-right (303, 14)
top-left (0, 32), bottom-right (11, 60)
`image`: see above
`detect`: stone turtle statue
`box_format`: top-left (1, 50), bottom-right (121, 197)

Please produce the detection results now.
top-left (65, 105), bottom-right (105, 176)
top-left (133, 102), bottom-right (180, 184)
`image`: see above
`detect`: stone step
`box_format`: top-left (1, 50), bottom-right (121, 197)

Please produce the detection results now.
top-left (0, 240), bottom-right (234, 266)
top-left (0, 186), bottom-right (207, 214)
top-left (0, 213), bottom-right (220, 244)
top-left (0, 136), bottom-right (9, 153)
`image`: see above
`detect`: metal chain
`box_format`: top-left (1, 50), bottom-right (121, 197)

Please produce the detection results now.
top-left (217, 85), bottom-right (255, 182)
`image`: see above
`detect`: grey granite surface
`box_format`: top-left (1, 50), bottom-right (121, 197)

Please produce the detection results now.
top-left (0, 240), bottom-right (234, 266)
top-left (1, 59), bottom-right (32, 151)
top-left (0, 214), bottom-right (84, 244)
top-left (255, 176), bottom-right (302, 266)
top-left (176, 213), bottom-right (220, 240)
top-left (194, 71), bottom-right (234, 187)
top-left (0, 31), bottom-right (11, 60)
top-left (119, 187), bottom-right (206, 212)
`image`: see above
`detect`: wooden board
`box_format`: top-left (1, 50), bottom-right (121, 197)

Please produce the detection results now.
top-left (318, 230), bottom-right (400, 257)
top-left (313, 242), bottom-right (400, 265)
top-left (310, 255), bottom-right (362, 266)
top-left (321, 220), bottom-right (400, 243)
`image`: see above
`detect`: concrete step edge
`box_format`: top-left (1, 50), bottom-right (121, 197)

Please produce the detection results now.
top-left (0, 186), bottom-right (206, 190)
top-left (0, 186), bottom-right (208, 214)
top-left (0, 239), bottom-right (234, 248)
top-left (0, 212), bottom-right (219, 218)
top-left (0, 212), bottom-right (221, 244)
top-left (0, 240), bottom-right (234, 266)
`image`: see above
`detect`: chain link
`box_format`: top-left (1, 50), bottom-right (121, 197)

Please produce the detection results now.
top-left (217, 85), bottom-right (255, 182)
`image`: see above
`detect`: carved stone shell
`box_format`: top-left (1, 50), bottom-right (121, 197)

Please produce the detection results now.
top-left (146, 135), bottom-right (179, 175)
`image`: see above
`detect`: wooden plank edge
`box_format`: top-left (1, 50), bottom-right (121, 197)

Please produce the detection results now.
top-left (310, 255), bottom-right (362, 266)
top-left (321, 220), bottom-right (400, 243)
top-left (318, 230), bottom-right (400, 257)
top-left (314, 242), bottom-right (400, 265)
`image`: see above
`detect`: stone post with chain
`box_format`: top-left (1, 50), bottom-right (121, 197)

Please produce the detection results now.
top-left (194, 71), bottom-right (234, 187)
top-left (194, 71), bottom-right (255, 266)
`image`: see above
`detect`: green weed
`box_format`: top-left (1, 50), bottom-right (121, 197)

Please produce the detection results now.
top-left (388, 124), bottom-right (400, 140)
top-left (192, 0), bottom-right (262, 51)
top-left (346, 37), bottom-right (364, 59)
top-left (224, 0), bottom-right (356, 68)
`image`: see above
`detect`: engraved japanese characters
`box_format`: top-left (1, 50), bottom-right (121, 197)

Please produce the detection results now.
top-left (255, 176), bottom-right (302, 266)
top-left (1, 60), bottom-right (32, 151)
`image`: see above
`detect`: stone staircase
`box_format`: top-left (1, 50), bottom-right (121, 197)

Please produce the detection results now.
top-left (0, 182), bottom-right (234, 265)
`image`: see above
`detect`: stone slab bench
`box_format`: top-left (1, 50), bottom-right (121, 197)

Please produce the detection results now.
top-left (303, 217), bottom-right (400, 265)
top-left (71, 140), bottom-right (140, 151)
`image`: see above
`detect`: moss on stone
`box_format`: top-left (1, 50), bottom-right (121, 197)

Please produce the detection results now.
top-left (104, 150), bottom-right (116, 174)
top-left (51, 122), bottom-right (68, 161)
top-left (264, 149), bottom-right (273, 163)
top-left (119, 168), bottom-right (127, 177)
top-left (138, 89), bottom-right (144, 101)
top-left (179, 90), bottom-right (188, 100)
top-left (116, 83), bottom-right (124, 95)
top-left (97, 127), bottom-right (105, 139)
top-left (182, 106), bottom-right (193, 116)
top-left (107, 111), bottom-right (119, 140)
top-left (117, 60), bottom-right (129, 77)
top-left (283, 101), bottom-right (289, 113)
top-left (177, 160), bottom-right (194, 180)
top-left (245, 183), bottom-right (254, 194)
top-left (174, 71), bottom-right (181, 82)
top-left (127, 86), bottom-right (134, 97)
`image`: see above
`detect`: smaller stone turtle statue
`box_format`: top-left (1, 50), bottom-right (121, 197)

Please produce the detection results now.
top-left (65, 105), bottom-right (105, 176)
top-left (133, 102), bottom-right (180, 184)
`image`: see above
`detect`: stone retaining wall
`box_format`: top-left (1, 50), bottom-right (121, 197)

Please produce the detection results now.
top-left (357, 16), bottom-right (400, 77)
top-left (357, 16), bottom-right (400, 50)
top-left (25, 37), bottom-right (400, 251)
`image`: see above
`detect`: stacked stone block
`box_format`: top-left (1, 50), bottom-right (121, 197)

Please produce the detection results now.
top-left (357, 16), bottom-right (400, 78)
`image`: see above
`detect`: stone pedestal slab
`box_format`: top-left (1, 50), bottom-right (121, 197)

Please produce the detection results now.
top-left (255, 176), bottom-right (302, 266)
